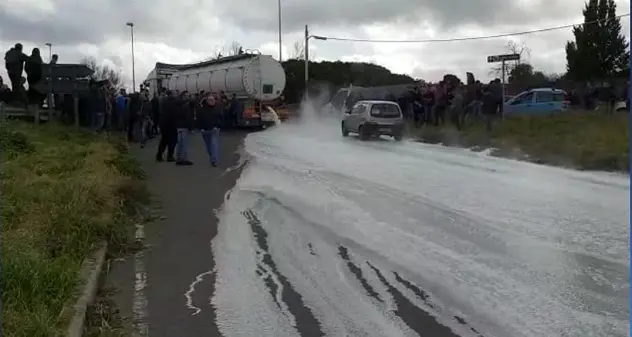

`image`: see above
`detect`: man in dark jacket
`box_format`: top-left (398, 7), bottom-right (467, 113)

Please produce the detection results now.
top-left (197, 94), bottom-right (223, 166)
top-left (150, 94), bottom-right (160, 136)
top-left (4, 43), bottom-right (28, 104)
top-left (174, 92), bottom-right (195, 165)
top-left (127, 92), bottom-right (142, 142)
top-left (156, 91), bottom-right (178, 162)
top-left (481, 85), bottom-right (498, 132)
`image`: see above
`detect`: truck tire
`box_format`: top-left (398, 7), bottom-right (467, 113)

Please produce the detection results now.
top-left (394, 132), bottom-right (403, 141)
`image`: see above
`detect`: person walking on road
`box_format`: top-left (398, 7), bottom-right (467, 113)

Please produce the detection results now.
top-left (175, 92), bottom-right (194, 166)
top-left (197, 94), bottom-right (223, 166)
top-left (139, 91), bottom-right (153, 148)
top-left (156, 91), bottom-right (178, 162)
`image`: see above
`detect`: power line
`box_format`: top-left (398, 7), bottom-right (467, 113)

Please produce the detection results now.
top-left (316, 13), bottom-right (630, 43)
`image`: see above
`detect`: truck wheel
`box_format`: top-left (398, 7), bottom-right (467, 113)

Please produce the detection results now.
top-left (394, 133), bottom-right (403, 141)
top-left (358, 126), bottom-right (369, 141)
top-left (341, 123), bottom-right (349, 137)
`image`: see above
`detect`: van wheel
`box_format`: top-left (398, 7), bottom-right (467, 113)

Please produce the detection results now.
top-left (358, 126), bottom-right (369, 141)
top-left (341, 123), bottom-right (349, 137)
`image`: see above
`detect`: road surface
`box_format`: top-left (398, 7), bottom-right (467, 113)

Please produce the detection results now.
top-left (111, 117), bottom-right (629, 337)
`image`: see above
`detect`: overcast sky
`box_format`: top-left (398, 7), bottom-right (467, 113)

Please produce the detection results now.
top-left (1, 0), bottom-right (630, 90)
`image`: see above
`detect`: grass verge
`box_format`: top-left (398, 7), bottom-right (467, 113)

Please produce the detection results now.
top-left (409, 111), bottom-right (629, 172)
top-left (1, 121), bottom-right (149, 337)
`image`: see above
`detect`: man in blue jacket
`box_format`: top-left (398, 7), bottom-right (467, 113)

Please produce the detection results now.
top-left (197, 94), bottom-right (223, 167)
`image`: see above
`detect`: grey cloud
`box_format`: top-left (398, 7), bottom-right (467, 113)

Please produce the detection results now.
top-left (0, 0), bottom-right (226, 47)
top-left (216, 0), bottom-right (576, 35)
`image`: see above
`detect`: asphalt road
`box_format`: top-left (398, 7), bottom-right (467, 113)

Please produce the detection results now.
top-left (107, 117), bottom-right (628, 337)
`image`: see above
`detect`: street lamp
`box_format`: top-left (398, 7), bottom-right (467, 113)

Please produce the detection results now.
top-left (277, 0), bottom-right (282, 62)
top-left (303, 25), bottom-right (327, 98)
top-left (126, 22), bottom-right (136, 92)
top-left (45, 43), bottom-right (52, 62)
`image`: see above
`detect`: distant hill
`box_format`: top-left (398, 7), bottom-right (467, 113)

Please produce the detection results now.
top-left (282, 59), bottom-right (415, 103)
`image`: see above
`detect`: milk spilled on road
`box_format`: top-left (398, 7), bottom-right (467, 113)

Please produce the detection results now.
top-left (265, 106), bottom-right (282, 126)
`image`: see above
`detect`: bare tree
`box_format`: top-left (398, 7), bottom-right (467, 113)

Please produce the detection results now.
top-left (488, 41), bottom-right (531, 79)
top-left (227, 41), bottom-right (242, 56)
top-left (202, 46), bottom-right (226, 61)
top-left (80, 56), bottom-right (122, 89)
top-left (290, 40), bottom-right (305, 60)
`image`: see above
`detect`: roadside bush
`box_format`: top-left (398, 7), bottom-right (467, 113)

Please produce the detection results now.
top-left (411, 111), bottom-right (629, 171)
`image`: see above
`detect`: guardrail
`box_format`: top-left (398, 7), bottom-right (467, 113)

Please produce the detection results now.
top-left (0, 104), bottom-right (57, 124)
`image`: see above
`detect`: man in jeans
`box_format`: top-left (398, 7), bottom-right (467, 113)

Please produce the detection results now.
top-left (197, 94), bottom-right (223, 166)
top-left (156, 91), bottom-right (178, 162)
top-left (175, 92), bottom-right (194, 166)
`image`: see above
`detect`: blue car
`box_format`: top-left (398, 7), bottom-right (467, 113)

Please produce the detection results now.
top-left (503, 88), bottom-right (569, 115)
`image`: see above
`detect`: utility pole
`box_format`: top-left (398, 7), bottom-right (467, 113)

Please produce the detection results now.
top-left (501, 59), bottom-right (506, 118)
top-left (304, 24), bottom-right (309, 98)
top-left (487, 53), bottom-right (519, 119)
top-left (126, 22), bottom-right (136, 92)
top-left (278, 0), bottom-right (282, 62)
top-left (303, 25), bottom-right (327, 101)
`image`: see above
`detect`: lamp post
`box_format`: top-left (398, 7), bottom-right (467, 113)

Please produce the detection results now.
top-left (277, 0), bottom-right (282, 62)
top-left (44, 43), bottom-right (52, 62)
top-left (126, 22), bottom-right (136, 92)
top-left (44, 42), bottom-right (53, 119)
top-left (303, 25), bottom-right (327, 99)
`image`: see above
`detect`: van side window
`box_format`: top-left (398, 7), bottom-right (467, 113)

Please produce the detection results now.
top-left (512, 92), bottom-right (535, 105)
top-left (535, 91), bottom-right (554, 103)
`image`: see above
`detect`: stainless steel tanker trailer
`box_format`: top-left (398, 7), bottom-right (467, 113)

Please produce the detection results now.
top-left (143, 53), bottom-right (286, 128)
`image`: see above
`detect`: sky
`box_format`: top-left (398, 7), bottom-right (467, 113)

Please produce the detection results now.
top-left (0, 0), bottom-right (630, 90)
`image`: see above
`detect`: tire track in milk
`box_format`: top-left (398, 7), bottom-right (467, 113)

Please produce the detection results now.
top-left (243, 208), bottom-right (325, 337)
top-left (244, 209), bottom-right (295, 324)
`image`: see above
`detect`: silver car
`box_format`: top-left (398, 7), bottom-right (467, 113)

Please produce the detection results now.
top-left (341, 100), bottom-right (404, 141)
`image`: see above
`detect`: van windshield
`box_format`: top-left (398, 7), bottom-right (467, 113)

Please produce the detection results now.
top-left (370, 103), bottom-right (401, 118)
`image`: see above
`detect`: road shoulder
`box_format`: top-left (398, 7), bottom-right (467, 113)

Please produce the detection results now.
top-left (105, 130), bottom-right (248, 337)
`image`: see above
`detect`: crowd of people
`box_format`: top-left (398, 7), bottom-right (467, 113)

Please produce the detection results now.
top-left (90, 86), bottom-right (241, 167)
top-left (2, 43), bottom-right (57, 107)
top-left (384, 77), bottom-right (505, 132)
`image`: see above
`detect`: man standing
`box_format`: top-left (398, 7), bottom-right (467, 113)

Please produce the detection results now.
top-left (197, 94), bottom-right (223, 166)
top-left (174, 92), bottom-right (194, 166)
top-left (4, 43), bottom-right (28, 103)
top-left (481, 85), bottom-right (498, 133)
top-left (127, 92), bottom-right (141, 142)
top-left (150, 93), bottom-right (160, 136)
top-left (114, 89), bottom-right (127, 130)
top-left (449, 85), bottom-right (465, 130)
top-left (156, 91), bottom-right (178, 162)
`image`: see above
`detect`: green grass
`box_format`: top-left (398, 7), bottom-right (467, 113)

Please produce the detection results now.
top-left (1, 121), bottom-right (148, 337)
top-left (410, 111), bottom-right (630, 172)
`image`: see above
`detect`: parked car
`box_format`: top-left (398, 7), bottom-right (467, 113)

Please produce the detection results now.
top-left (504, 88), bottom-right (569, 115)
top-left (341, 100), bottom-right (404, 141)
top-left (614, 101), bottom-right (628, 112)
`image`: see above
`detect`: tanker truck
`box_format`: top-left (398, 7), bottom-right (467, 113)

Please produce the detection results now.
top-left (143, 53), bottom-right (286, 129)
